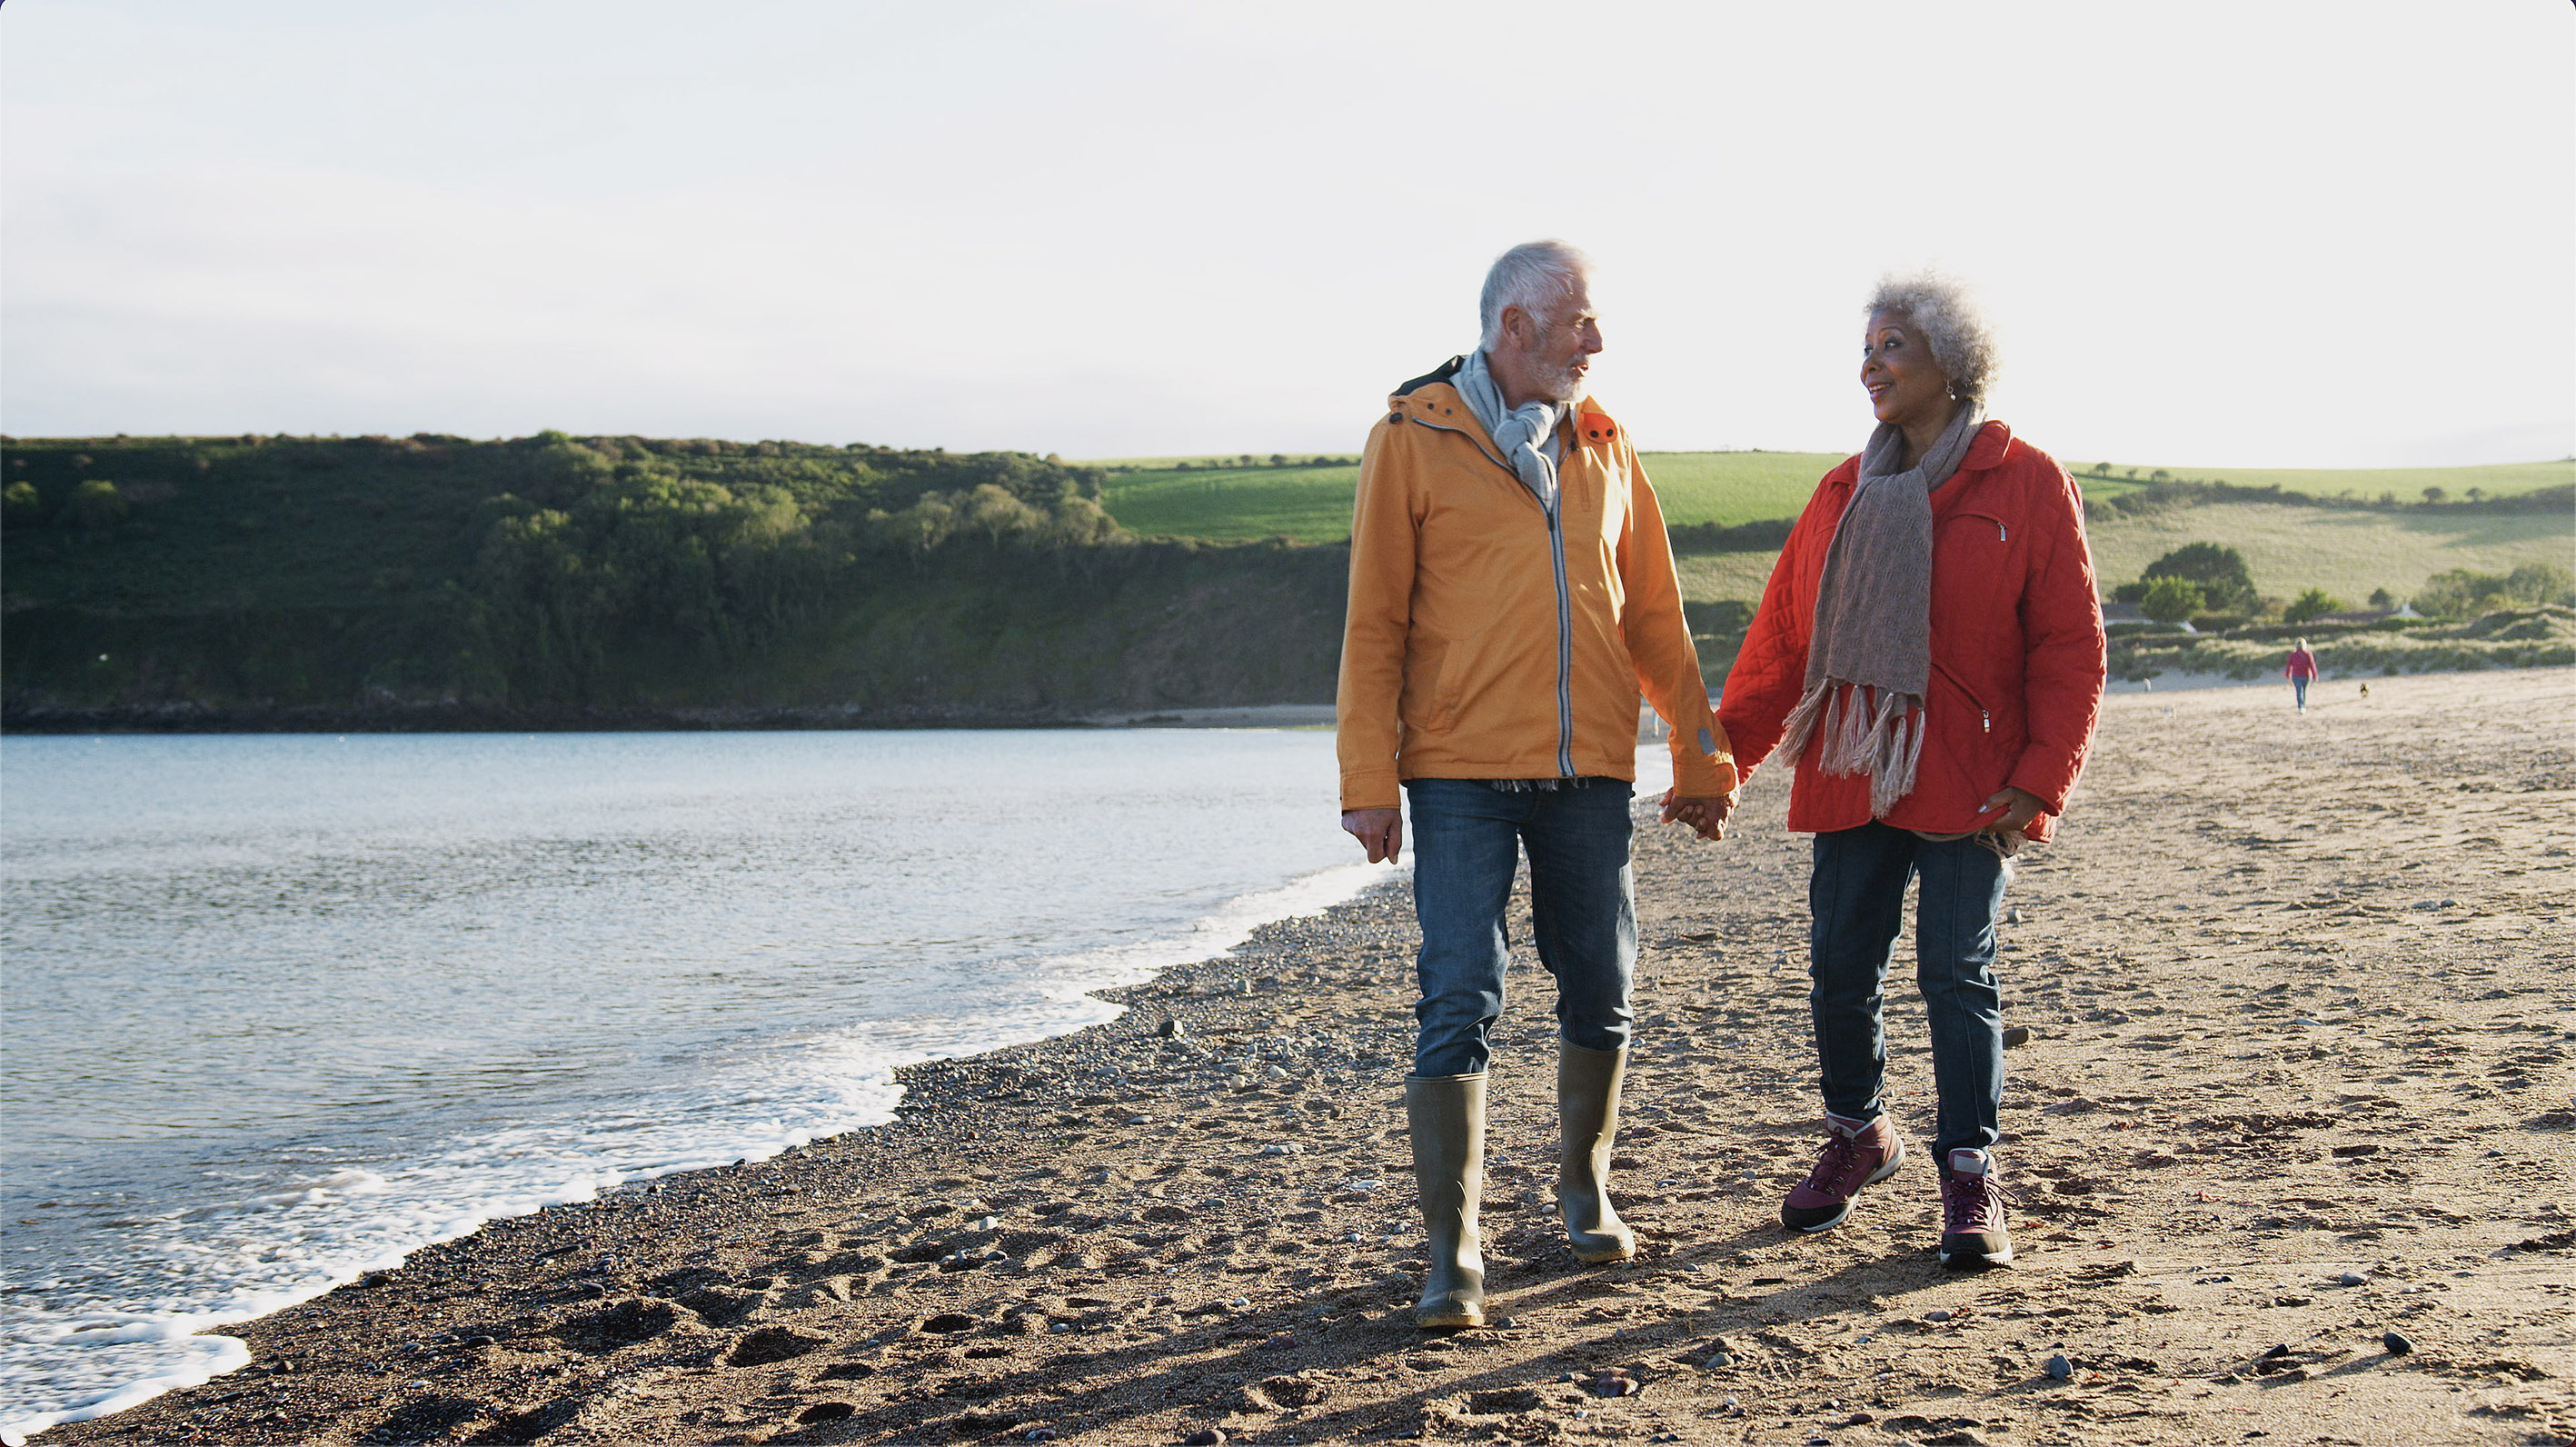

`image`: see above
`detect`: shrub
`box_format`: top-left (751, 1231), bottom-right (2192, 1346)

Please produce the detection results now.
top-left (2413, 564), bottom-right (2575, 618)
top-left (2139, 576), bottom-right (2204, 623)
top-left (63, 479), bottom-right (128, 530)
top-left (2140, 542), bottom-right (2259, 614)
top-left (3, 481), bottom-right (43, 526)
top-left (2283, 587), bottom-right (2342, 624)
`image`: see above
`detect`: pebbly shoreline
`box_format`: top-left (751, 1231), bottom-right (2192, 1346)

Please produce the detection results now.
top-left (34, 668), bottom-right (2576, 1447)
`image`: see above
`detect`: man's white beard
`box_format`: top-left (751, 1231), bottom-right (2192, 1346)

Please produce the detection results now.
top-left (1536, 364), bottom-right (1588, 404)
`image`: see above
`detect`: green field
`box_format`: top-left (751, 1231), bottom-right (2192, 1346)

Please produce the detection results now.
top-left (1095, 451), bottom-right (1861, 542)
top-left (1673, 503), bottom-right (2574, 608)
top-left (2082, 502), bottom-right (2572, 609)
top-left (2074, 457), bottom-right (2571, 500)
top-left (1090, 452), bottom-right (2567, 543)
top-left (1092, 463), bottom-right (1368, 543)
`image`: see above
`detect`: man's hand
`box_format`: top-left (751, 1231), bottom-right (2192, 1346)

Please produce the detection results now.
top-left (1658, 789), bottom-right (1737, 843)
top-left (1341, 807), bottom-right (1403, 863)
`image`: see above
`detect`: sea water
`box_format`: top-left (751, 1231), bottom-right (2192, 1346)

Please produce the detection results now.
top-left (0, 728), bottom-right (1388, 1440)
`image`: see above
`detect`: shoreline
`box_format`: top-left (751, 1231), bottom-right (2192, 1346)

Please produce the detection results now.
top-left (0, 702), bottom-right (1281, 735)
top-left (31, 669), bottom-right (2576, 1446)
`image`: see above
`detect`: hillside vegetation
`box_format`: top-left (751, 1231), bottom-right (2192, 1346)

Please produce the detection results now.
top-left (2, 434), bottom-right (1342, 724)
top-left (5, 434), bottom-right (2563, 727)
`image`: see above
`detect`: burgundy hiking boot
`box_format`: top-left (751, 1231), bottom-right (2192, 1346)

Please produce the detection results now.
top-left (1780, 1113), bottom-right (1905, 1232)
top-left (1937, 1147), bottom-right (2015, 1268)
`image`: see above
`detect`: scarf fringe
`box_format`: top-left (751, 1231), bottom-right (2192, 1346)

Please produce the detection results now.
top-left (1769, 679), bottom-right (1925, 817)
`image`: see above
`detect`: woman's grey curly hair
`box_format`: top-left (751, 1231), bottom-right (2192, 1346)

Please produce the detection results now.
top-left (1866, 271), bottom-right (1997, 405)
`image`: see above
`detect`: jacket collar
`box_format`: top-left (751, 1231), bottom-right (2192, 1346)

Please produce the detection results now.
top-left (1387, 357), bottom-right (1619, 457)
top-left (1827, 418), bottom-right (2011, 492)
top-left (1963, 418), bottom-right (2013, 471)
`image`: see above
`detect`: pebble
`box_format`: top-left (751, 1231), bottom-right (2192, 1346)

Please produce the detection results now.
top-left (1258, 1143), bottom-right (1305, 1156)
top-left (1925, 1309), bottom-right (1954, 1322)
top-left (2044, 1353), bottom-right (2074, 1381)
top-left (1158, 1018), bottom-right (1186, 1038)
top-left (2006, 908), bottom-right (2023, 924)
top-left (1181, 1431), bottom-right (1227, 1447)
top-left (2383, 1331), bottom-right (2416, 1355)
top-left (2338, 1271), bottom-right (2370, 1286)
top-left (2002, 1026), bottom-right (2033, 1047)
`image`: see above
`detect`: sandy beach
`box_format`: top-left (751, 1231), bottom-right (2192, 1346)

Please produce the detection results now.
top-left (39, 667), bottom-right (2574, 1447)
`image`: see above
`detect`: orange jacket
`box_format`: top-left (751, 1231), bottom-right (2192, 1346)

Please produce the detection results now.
top-left (1336, 358), bottom-right (1735, 810)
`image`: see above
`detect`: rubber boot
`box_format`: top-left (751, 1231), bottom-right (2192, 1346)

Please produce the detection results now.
top-left (1405, 1072), bottom-right (1487, 1328)
top-left (1557, 1042), bottom-right (1636, 1262)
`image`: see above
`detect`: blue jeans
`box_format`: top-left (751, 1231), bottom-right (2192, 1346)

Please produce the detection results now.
top-left (2293, 676), bottom-right (2309, 708)
top-left (1405, 778), bottom-right (1636, 1078)
top-left (1807, 821), bottom-right (2010, 1159)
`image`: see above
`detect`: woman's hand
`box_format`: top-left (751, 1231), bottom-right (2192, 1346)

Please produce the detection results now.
top-left (1659, 788), bottom-right (1737, 843)
top-left (1341, 808), bottom-right (1403, 863)
top-left (1976, 785), bottom-right (2047, 836)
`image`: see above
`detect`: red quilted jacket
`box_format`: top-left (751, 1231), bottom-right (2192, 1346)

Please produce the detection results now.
top-left (1717, 421), bottom-right (2106, 843)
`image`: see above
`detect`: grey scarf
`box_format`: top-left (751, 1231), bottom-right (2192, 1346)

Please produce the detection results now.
top-left (1771, 405), bottom-right (1985, 815)
top-left (1453, 347), bottom-right (1565, 513)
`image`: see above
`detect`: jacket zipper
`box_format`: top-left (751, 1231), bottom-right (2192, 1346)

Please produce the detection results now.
top-left (1547, 499), bottom-right (1573, 776)
top-left (1931, 659), bottom-right (1994, 734)
top-left (1955, 509), bottom-right (2009, 543)
top-left (1408, 409), bottom-right (1576, 775)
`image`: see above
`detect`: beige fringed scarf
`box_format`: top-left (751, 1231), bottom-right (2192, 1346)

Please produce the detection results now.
top-left (1771, 405), bottom-right (1985, 815)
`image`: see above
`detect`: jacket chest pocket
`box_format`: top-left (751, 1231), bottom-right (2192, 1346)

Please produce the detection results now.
top-left (1932, 510), bottom-right (2020, 619)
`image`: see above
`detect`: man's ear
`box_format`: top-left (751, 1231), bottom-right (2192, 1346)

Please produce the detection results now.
top-left (1497, 304), bottom-right (1530, 352)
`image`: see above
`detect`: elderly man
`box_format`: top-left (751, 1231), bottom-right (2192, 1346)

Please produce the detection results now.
top-left (1338, 240), bottom-right (1737, 1328)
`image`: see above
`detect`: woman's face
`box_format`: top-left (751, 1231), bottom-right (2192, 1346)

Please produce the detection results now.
top-left (1860, 309), bottom-right (1952, 430)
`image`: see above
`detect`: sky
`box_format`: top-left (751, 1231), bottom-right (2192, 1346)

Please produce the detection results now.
top-left (4, 1), bottom-right (2571, 468)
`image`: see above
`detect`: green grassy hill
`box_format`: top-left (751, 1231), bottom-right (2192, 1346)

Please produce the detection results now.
top-left (1092, 451), bottom-right (2567, 544)
top-left (1676, 503), bottom-right (2572, 611)
top-left (5, 433), bottom-right (2562, 727)
top-left (2073, 458), bottom-right (2571, 501)
top-left (1096, 451), bottom-right (1863, 542)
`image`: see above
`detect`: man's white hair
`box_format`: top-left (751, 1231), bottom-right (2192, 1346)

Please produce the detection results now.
top-left (1478, 240), bottom-right (1592, 352)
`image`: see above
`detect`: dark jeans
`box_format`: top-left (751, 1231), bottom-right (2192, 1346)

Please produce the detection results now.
top-left (1807, 820), bottom-right (2010, 1159)
top-left (1406, 778), bottom-right (1636, 1078)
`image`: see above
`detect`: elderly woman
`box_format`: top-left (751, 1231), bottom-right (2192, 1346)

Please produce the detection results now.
top-left (1716, 274), bottom-right (2105, 1268)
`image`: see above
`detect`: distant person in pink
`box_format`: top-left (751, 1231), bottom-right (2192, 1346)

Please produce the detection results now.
top-left (2284, 639), bottom-right (2319, 713)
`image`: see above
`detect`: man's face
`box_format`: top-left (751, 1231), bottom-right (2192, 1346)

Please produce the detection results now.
top-left (1506, 275), bottom-right (1604, 404)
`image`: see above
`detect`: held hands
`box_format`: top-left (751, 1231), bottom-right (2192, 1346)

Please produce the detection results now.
top-left (1658, 788), bottom-right (1737, 843)
top-left (1341, 807), bottom-right (1403, 863)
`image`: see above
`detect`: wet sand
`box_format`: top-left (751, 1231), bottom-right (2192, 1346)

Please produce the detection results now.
top-left (40, 668), bottom-right (2575, 1447)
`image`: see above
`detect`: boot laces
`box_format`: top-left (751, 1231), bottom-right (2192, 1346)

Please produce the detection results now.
top-left (1941, 1168), bottom-right (2017, 1232)
top-left (1802, 1129), bottom-right (1870, 1194)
